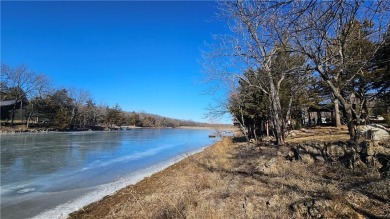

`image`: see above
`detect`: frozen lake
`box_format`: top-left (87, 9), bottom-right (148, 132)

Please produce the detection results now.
top-left (0, 128), bottom-right (218, 219)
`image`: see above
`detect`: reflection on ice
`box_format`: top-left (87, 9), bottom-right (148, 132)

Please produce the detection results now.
top-left (16, 187), bottom-right (36, 194)
top-left (1, 129), bottom-right (217, 219)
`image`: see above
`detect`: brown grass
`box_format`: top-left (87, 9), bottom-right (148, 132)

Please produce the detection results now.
top-left (69, 127), bottom-right (390, 219)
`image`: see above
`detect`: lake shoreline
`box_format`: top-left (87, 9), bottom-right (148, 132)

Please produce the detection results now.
top-left (69, 127), bottom-right (390, 218)
top-left (0, 125), bottom-right (236, 134)
top-left (1, 129), bottom-right (219, 219)
top-left (32, 145), bottom-right (211, 219)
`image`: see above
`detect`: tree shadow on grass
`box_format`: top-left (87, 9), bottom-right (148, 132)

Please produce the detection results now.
top-left (194, 139), bottom-right (390, 218)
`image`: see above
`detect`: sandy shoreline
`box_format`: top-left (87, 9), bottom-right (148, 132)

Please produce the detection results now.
top-left (32, 145), bottom-right (211, 219)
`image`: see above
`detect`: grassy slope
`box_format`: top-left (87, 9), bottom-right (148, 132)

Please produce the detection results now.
top-left (69, 127), bottom-right (390, 219)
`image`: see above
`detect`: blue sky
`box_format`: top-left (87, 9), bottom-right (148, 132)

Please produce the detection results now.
top-left (1, 1), bottom-right (231, 123)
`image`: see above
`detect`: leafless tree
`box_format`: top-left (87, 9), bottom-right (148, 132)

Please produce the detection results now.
top-left (288, 0), bottom-right (390, 141)
top-left (68, 87), bottom-right (91, 128)
top-left (205, 0), bottom-right (389, 143)
top-left (1, 64), bottom-right (51, 125)
top-left (204, 1), bottom-right (306, 145)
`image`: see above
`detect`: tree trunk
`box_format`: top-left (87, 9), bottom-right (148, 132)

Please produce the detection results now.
top-left (324, 80), bottom-right (357, 141)
top-left (253, 125), bottom-right (258, 142)
top-left (269, 83), bottom-right (285, 145)
top-left (334, 98), bottom-right (341, 127)
top-left (70, 107), bottom-right (76, 130)
top-left (343, 107), bottom-right (356, 141)
top-left (11, 110), bottom-right (15, 125)
top-left (26, 103), bottom-right (33, 129)
top-left (344, 104), bottom-right (357, 140)
top-left (337, 99), bottom-right (357, 141)
top-left (20, 101), bottom-right (23, 123)
top-left (285, 96), bottom-right (293, 133)
top-left (237, 106), bottom-right (250, 143)
top-left (317, 111), bottom-right (321, 125)
top-left (26, 111), bottom-right (32, 129)
top-left (10, 100), bottom-right (18, 125)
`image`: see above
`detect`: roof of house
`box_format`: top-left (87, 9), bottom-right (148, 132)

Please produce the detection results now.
top-left (0, 100), bottom-right (19, 107)
top-left (308, 104), bottom-right (334, 112)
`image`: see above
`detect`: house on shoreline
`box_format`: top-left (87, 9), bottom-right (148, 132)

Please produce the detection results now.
top-left (0, 99), bottom-right (24, 121)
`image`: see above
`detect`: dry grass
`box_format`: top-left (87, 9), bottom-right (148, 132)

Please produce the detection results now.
top-left (69, 127), bottom-right (390, 219)
top-left (286, 126), bottom-right (350, 143)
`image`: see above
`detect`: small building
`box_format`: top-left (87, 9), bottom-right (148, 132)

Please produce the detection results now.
top-left (302, 104), bottom-right (334, 126)
top-left (0, 99), bottom-right (24, 121)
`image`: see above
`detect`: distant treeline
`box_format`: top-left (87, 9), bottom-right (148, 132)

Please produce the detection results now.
top-left (0, 64), bottom-right (220, 130)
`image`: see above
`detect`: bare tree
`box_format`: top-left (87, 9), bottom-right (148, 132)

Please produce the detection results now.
top-left (35, 74), bottom-right (53, 98)
top-left (1, 64), bottom-right (50, 125)
top-left (204, 1), bottom-right (307, 145)
top-left (288, 0), bottom-right (390, 141)
top-left (68, 87), bottom-right (91, 129)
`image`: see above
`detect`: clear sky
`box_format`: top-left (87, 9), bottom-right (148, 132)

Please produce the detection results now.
top-left (1, 1), bottom-right (230, 123)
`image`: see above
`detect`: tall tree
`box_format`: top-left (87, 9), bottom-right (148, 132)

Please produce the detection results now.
top-left (288, 0), bottom-right (389, 141)
top-left (128, 112), bottom-right (143, 127)
top-left (105, 104), bottom-right (125, 128)
top-left (228, 70), bottom-right (269, 142)
top-left (68, 88), bottom-right (91, 129)
top-left (372, 26), bottom-right (390, 103)
top-left (206, 1), bottom-right (306, 145)
top-left (34, 89), bottom-right (74, 130)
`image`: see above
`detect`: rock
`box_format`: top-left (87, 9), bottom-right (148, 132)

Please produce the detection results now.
top-left (306, 145), bottom-right (322, 155)
top-left (301, 154), bottom-right (315, 164)
top-left (286, 147), bottom-right (302, 161)
top-left (359, 125), bottom-right (390, 141)
top-left (286, 150), bottom-right (295, 161)
top-left (265, 158), bottom-right (277, 167)
top-left (377, 154), bottom-right (390, 178)
top-left (259, 158), bottom-right (279, 174)
top-left (371, 123), bottom-right (388, 130)
top-left (326, 143), bottom-right (346, 159)
top-left (314, 156), bottom-right (325, 162)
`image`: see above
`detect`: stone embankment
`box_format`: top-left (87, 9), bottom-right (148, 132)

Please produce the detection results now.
top-left (284, 139), bottom-right (390, 218)
top-left (287, 140), bottom-right (390, 176)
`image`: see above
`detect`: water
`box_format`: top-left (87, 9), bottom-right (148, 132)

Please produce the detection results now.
top-left (0, 128), bottom-right (218, 219)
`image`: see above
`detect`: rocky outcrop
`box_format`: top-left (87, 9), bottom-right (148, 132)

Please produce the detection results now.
top-left (286, 141), bottom-right (353, 163)
top-left (286, 140), bottom-right (390, 177)
top-left (255, 157), bottom-right (280, 175)
top-left (359, 124), bottom-right (390, 141)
